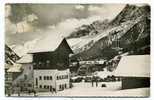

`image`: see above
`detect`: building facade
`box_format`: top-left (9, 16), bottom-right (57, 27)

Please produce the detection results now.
top-left (34, 69), bottom-right (70, 91)
top-left (29, 37), bottom-right (73, 92)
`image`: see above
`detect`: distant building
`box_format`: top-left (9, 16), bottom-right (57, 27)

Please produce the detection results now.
top-left (114, 55), bottom-right (150, 89)
top-left (29, 36), bottom-right (73, 92)
top-left (6, 63), bottom-right (22, 94)
top-left (77, 60), bottom-right (106, 76)
top-left (5, 44), bottom-right (20, 95)
top-left (15, 54), bottom-right (33, 92)
top-left (79, 60), bottom-right (105, 65)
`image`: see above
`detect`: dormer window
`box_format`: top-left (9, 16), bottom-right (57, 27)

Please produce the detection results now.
top-left (33, 63), bottom-right (36, 67)
top-left (46, 60), bottom-right (50, 64)
top-left (39, 62), bottom-right (42, 67)
top-left (39, 62), bottom-right (42, 64)
top-left (46, 60), bottom-right (50, 67)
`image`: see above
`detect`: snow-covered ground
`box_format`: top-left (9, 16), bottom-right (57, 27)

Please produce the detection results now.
top-left (10, 82), bottom-right (150, 97)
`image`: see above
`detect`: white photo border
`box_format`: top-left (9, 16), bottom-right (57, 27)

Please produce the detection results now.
top-left (0, 0), bottom-right (152, 100)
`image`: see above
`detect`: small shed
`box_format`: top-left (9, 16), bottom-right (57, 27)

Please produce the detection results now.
top-left (114, 55), bottom-right (150, 89)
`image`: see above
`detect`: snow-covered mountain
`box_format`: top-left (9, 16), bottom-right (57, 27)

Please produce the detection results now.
top-left (67, 4), bottom-right (150, 60)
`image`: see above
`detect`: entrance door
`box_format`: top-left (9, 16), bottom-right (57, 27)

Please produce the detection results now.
top-left (35, 78), bottom-right (38, 87)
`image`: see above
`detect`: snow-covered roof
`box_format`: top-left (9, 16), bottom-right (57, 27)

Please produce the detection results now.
top-left (7, 64), bottom-right (22, 72)
top-left (114, 55), bottom-right (150, 77)
top-left (5, 63), bottom-right (12, 69)
top-left (16, 54), bottom-right (33, 64)
top-left (28, 34), bottom-right (64, 53)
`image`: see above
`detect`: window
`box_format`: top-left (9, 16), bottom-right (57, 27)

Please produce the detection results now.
top-left (59, 85), bottom-right (61, 89)
top-left (57, 76), bottom-right (59, 80)
top-left (33, 63), bottom-right (36, 67)
top-left (50, 76), bottom-right (52, 80)
top-left (47, 76), bottom-right (49, 80)
top-left (39, 85), bottom-right (42, 88)
top-left (39, 62), bottom-right (41, 64)
top-left (44, 85), bottom-right (46, 88)
top-left (28, 84), bottom-right (32, 87)
top-left (24, 74), bottom-right (27, 80)
top-left (29, 66), bottom-right (31, 70)
top-left (39, 62), bottom-right (42, 67)
top-left (65, 75), bottom-right (67, 79)
top-left (46, 60), bottom-right (50, 67)
top-left (46, 60), bottom-right (50, 64)
top-left (65, 84), bottom-right (67, 88)
top-left (39, 76), bottom-right (42, 80)
top-left (44, 76), bottom-right (46, 80)
top-left (47, 85), bottom-right (49, 89)
top-left (16, 84), bottom-right (19, 87)
top-left (35, 78), bottom-right (38, 86)
top-left (66, 75), bottom-right (68, 79)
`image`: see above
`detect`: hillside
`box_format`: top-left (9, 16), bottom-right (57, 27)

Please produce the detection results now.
top-left (67, 19), bottom-right (109, 38)
top-left (68, 4), bottom-right (150, 61)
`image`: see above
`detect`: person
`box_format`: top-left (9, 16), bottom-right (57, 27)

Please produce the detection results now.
top-left (28, 90), bottom-right (31, 95)
top-left (92, 80), bottom-right (94, 87)
top-left (8, 90), bottom-right (11, 96)
top-left (33, 90), bottom-right (37, 97)
top-left (96, 77), bottom-right (98, 87)
top-left (91, 76), bottom-right (94, 87)
top-left (50, 87), bottom-right (53, 94)
top-left (53, 88), bottom-right (57, 94)
top-left (18, 91), bottom-right (20, 96)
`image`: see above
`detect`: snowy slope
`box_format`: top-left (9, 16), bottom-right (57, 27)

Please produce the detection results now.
top-left (67, 4), bottom-right (150, 60)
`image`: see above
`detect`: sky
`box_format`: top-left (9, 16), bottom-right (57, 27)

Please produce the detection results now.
top-left (5, 4), bottom-right (126, 56)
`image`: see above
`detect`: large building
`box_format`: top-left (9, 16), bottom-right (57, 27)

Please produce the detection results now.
top-left (29, 35), bottom-right (73, 92)
top-left (34, 69), bottom-right (70, 91)
top-left (114, 55), bottom-right (150, 89)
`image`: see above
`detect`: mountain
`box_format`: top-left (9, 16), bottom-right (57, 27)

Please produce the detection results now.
top-left (68, 4), bottom-right (150, 61)
top-left (67, 19), bottom-right (109, 38)
top-left (110, 4), bottom-right (150, 26)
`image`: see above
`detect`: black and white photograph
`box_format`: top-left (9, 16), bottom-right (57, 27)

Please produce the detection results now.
top-left (5, 3), bottom-right (150, 97)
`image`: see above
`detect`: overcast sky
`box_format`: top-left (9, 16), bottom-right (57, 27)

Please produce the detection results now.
top-left (5, 4), bottom-right (126, 56)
